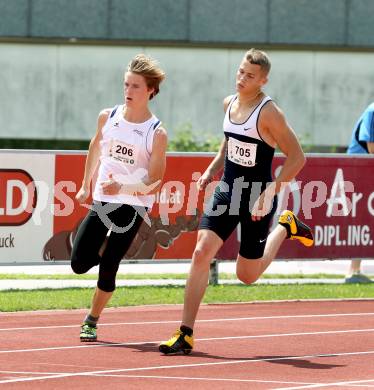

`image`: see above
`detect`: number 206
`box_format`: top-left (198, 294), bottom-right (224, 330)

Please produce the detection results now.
top-left (115, 145), bottom-right (133, 156)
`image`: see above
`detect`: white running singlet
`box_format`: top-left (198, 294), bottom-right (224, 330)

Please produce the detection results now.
top-left (93, 105), bottom-right (161, 208)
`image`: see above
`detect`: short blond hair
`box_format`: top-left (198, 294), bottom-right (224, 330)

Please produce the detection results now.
top-left (245, 48), bottom-right (271, 75)
top-left (127, 54), bottom-right (166, 99)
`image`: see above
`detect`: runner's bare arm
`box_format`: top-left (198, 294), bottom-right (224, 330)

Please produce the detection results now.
top-left (197, 96), bottom-right (232, 190)
top-left (142, 126), bottom-right (168, 194)
top-left (367, 142), bottom-right (374, 153)
top-left (260, 102), bottom-right (305, 194)
top-left (198, 137), bottom-right (227, 185)
top-left (251, 103), bottom-right (305, 221)
top-left (76, 109), bottom-right (110, 203)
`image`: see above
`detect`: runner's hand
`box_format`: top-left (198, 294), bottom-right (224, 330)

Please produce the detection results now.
top-left (76, 186), bottom-right (90, 204)
top-left (100, 173), bottom-right (122, 195)
top-left (251, 190), bottom-right (274, 221)
top-left (197, 172), bottom-right (213, 191)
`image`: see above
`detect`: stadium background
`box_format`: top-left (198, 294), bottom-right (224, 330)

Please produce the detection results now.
top-left (1, 0), bottom-right (374, 151)
top-left (0, 0), bottom-right (373, 274)
top-left (1, 5), bottom-right (374, 388)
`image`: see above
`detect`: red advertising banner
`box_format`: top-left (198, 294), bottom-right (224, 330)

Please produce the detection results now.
top-left (49, 154), bottom-right (213, 261)
top-left (289, 155), bottom-right (374, 259)
top-left (1, 151), bottom-right (373, 263)
top-left (220, 155), bottom-right (374, 260)
top-left (48, 153), bottom-right (374, 261)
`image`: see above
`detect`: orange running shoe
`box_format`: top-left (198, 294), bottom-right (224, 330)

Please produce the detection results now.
top-left (278, 210), bottom-right (314, 247)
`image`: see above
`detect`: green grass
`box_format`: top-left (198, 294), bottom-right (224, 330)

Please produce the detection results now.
top-left (1, 284), bottom-right (373, 312)
top-left (0, 273), bottom-right (188, 280)
top-left (0, 273), bottom-right (348, 280)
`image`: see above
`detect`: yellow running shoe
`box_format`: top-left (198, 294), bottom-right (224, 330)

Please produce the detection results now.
top-left (278, 210), bottom-right (314, 247)
top-left (159, 329), bottom-right (194, 355)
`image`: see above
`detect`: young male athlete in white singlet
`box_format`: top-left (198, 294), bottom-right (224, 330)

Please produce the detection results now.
top-left (71, 54), bottom-right (167, 341)
top-left (159, 48), bottom-right (313, 355)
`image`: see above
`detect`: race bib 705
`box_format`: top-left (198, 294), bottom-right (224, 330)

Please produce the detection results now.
top-left (227, 137), bottom-right (257, 167)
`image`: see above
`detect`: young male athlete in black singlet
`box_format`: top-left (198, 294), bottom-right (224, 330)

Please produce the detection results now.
top-left (159, 48), bottom-right (313, 355)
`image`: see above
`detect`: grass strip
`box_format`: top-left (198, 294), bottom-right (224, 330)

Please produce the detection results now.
top-left (0, 273), bottom-right (348, 280)
top-left (0, 284), bottom-right (373, 312)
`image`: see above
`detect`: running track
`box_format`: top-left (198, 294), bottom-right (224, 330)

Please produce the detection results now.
top-left (0, 300), bottom-right (374, 389)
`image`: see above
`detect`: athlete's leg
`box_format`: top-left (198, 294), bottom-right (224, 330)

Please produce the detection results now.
top-left (97, 205), bottom-right (144, 294)
top-left (349, 259), bottom-right (362, 275)
top-left (182, 229), bottom-right (223, 329)
top-left (345, 259), bottom-right (372, 283)
top-left (236, 224), bottom-right (286, 284)
top-left (236, 210), bottom-right (313, 284)
top-left (159, 191), bottom-right (237, 354)
top-left (90, 206), bottom-right (143, 311)
top-left (88, 288), bottom-right (113, 318)
top-left (74, 204), bottom-right (112, 341)
top-left (71, 205), bottom-right (109, 274)
top-left (158, 229), bottom-right (223, 354)
top-left (81, 204), bottom-right (144, 341)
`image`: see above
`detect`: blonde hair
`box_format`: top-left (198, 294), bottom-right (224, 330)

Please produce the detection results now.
top-left (127, 54), bottom-right (166, 99)
top-left (245, 48), bottom-right (271, 75)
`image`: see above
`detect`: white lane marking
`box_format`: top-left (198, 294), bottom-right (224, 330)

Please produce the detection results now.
top-left (0, 370), bottom-right (69, 375)
top-left (1, 312), bottom-right (374, 332)
top-left (1, 328), bottom-right (374, 354)
top-left (0, 350), bottom-right (374, 385)
top-left (0, 371), bottom-right (316, 386)
top-left (91, 373), bottom-right (318, 385)
top-left (274, 378), bottom-right (374, 389)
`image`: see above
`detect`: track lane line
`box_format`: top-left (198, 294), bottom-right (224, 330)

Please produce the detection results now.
top-left (275, 378), bottom-right (374, 389)
top-left (1, 312), bottom-right (374, 332)
top-left (90, 373), bottom-right (319, 386)
top-left (1, 350), bottom-right (374, 385)
top-left (1, 327), bottom-right (374, 354)
top-left (0, 370), bottom-right (70, 375)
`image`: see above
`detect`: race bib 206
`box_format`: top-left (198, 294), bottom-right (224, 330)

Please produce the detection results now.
top-left (109, 139), bottom-right (138, 166)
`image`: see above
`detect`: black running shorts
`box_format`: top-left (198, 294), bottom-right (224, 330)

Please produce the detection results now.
top-left (199, 188), bottom-right (277, 259)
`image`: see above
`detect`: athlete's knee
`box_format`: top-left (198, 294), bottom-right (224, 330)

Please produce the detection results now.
top-left (236, 261), bottom-right (263, 285)
top-left (192, 244), bottom-right (212, 266)
top-left (71, 261), bottom-right (93, 275)
top-left (71, 255), bottom-right (88, 274)
top-left (97, 264), bottom-right (117, 291)
top-left (237, 271), bottom-right (260, 285)
top-left (70, 251), bottom-right (95, 274)
top-left (97, 265), bottom-right (119, 293)
top-left (97, 278), bottom-right (116, 293)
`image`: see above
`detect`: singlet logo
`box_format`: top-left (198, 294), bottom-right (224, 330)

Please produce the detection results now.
top-left (133, 129), bottom-right (143, 137)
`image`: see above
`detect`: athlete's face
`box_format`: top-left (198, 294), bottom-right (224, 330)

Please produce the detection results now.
top-left (236, 59), bottom-right (268, 94)
top-left (123, 72), bottom-right (154, 107)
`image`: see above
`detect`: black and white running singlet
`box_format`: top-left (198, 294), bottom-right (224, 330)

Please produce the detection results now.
top-left (198, 95), bottom-right (277, 259)
top-left (222, 95), bottom-right (274, 193)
